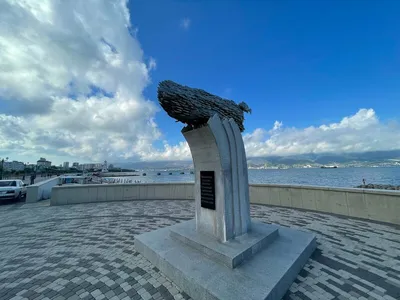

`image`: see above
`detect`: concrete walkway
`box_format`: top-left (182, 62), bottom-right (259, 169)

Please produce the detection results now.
top-left (2, 175), bottom-right (56, 185)
top-left (0, 200), bottom-right (399, 300)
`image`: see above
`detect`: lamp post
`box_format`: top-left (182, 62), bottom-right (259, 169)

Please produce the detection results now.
top-left (23, 162), bottom-right (28, 181)
top-left (0, 157), bottom-right (9, 180)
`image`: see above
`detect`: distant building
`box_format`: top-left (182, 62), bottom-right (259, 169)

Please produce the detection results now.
top-left (63, 162), bottom-right (69, 169)
top-left (78, 163), bottom-right (104, 171)
top-left (37, 157), bottom-right (51, 168)
top-left (72, 162), bottom-right (79, 168)
top-left (79, 163), bottom-right (94, 171)
top-left (4, 161), bottom-right (25, 171)
top-left (101, 161), bottom-right (108, 173)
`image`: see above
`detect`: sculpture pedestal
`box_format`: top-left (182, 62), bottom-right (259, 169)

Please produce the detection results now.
top-left (136, 116), bottom-right (316, 300)
top-left (183, 115), bottom-right (252, 242)
top-left (170, 220), bottom-right (279, 268)
top-left (135, 220), bottom-right (316, 300)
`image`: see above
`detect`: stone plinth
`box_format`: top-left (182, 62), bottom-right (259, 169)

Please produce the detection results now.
top-left (170, 220), bottom-right (279, 268)
top-left (135, 221), bottom-right (316, 300)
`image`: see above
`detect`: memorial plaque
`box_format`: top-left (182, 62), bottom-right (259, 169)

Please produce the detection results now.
top-left (200, 171), bottom-right (215, 210)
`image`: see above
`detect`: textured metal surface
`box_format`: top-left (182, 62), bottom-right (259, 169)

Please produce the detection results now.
top-left (157, 80), bottom-right (251, 132)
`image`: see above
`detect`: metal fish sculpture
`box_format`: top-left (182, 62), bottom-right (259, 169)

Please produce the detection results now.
top-left (157, 80), bottom-right (251, 132)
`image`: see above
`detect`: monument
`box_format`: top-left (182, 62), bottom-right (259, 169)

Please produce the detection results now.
top-left (136, 80), bottom-right (316, 300)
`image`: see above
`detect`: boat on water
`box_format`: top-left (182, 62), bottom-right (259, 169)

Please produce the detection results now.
top-left (321, 165), bottom-right (338, 169)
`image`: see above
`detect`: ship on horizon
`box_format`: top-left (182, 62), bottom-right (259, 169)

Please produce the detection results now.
top-left (321, 165), bottom-right (338, 169)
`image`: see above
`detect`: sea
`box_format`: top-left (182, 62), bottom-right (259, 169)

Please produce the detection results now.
top-left (110, 167), bottom-right (400, 188)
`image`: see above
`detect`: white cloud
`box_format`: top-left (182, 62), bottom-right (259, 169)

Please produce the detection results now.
top-left (243, 108), bottom-right (400, 157)
top-left (138, 108), bottom-right (400, 161)
top-left (0, 0), bottom-right (161, 164)
top-left (272, 121), bottom-right (283, 131)
top-left (0, 1), bottom-right (399, 165)
top-left (148, 57), bottom-right (157, 71)
top-left (139, 141), bottom-right (191, 162)
top-left (180, 18), bottom-right (191, 30)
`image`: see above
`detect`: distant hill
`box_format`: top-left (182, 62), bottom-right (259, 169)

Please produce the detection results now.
top-left (112, 150), bottom-right (400, 169)
top-left (248, 150), bottom-right (400, 165)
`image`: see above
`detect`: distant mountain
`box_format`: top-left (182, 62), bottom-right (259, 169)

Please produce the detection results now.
top-left (250, 150), bottom-right (400, 163)
top-left (112, 150), bottom-right (400, 169)
top-left (247, 150), bottom-right (400, 167)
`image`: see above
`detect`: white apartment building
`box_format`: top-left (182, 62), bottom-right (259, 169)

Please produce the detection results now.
top-left (78, 163), bottom-right (103, 171)
top-left (37, 157), bottom-right (51, 168)
top-left (3, 161), bottom-right (25, 171)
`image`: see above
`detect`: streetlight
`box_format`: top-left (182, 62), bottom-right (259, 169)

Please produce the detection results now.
top-left (23, 162), bottom-right (29, 181)
top-left (0, 157), bottom-right (9, 180)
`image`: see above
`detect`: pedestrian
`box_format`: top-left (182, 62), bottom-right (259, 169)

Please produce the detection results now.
top-left (30, 174), bottom-right (35, 185)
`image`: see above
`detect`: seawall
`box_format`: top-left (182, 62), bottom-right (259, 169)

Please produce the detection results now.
top-left (50, 183), bottom-right (400, 225)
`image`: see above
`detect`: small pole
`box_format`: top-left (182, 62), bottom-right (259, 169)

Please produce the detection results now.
top-left (0, 157), bottom-right (9, 180)
top-left (0, 159), bottom-right (3, 180)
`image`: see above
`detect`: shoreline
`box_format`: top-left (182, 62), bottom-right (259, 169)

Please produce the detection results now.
top-left (355, 183), bottom-right (400, 190)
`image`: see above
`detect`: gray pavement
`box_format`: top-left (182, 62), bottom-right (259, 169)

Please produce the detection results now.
top-left (0, 200), bottom-right (399, 300)
top-left (23, 175), bottom-right (56, 185)
top-left (2, 175), bottom-right (55, 185)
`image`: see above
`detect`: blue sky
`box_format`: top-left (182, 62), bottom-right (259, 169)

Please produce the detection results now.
top-left (131, 0), bottom-right (400, 145)
top-left (1, 0), bottom-right (400, 164)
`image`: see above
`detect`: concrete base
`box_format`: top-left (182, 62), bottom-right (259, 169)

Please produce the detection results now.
top-left (135, 220), bottom-right (317, 300)
top-left (170, 220), bottom-right (279, 268)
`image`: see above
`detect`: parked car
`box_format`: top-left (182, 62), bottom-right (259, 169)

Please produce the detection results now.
top-left (0, 180), bottom-right (27, 202)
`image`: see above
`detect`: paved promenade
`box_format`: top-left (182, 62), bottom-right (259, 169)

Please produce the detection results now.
top-left (2, 175), bottom-right (55, 185)
top-left (0, 200), bottom-right (399, 300)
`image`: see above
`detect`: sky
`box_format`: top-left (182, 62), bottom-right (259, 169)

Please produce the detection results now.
top-left (0, 0), bottom-right (399, 165)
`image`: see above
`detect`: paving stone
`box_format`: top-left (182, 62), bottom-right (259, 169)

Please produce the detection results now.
top-left (79, 292), bottom-right (89, 299)
top-left (0, 200), bottom-right (399, 300)
top-left (104, 291), bottom-right (114, 299)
